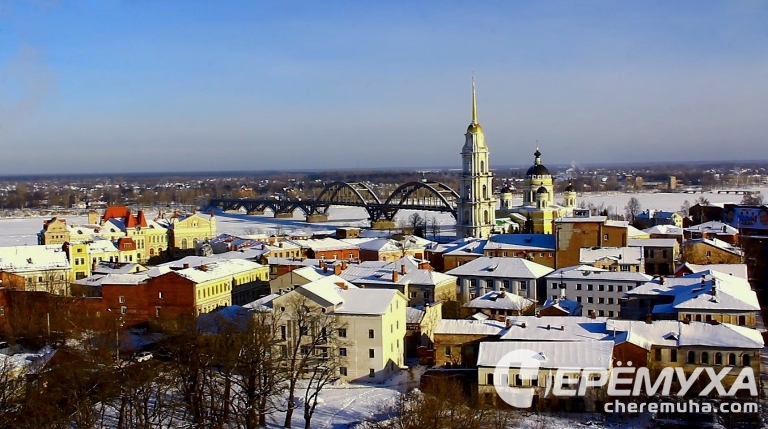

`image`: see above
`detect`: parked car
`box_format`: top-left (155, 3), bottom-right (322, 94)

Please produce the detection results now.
top-left (134, 351), bottom-right (153, 362)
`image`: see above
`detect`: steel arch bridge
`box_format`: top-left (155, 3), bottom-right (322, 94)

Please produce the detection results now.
top-left (207, 180), bottom-right (459, 225)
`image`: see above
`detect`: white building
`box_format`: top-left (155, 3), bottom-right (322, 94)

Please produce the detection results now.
top-left (544, 265), bottom-right (652, 318)
top-left (446, 256), bottom-right (554, 303)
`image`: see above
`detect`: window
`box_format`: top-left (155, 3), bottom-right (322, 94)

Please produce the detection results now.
top-left (587, 284), bottom-right (593, 291)
top-left (280, 325), bottom-right (287, 340)
top-left (340, 348), bottom-right (347, 357)
top-left (551, 283), bottom-right (558, 290)
top-left (715, 353), bottom-right (723, 365)
top-left (515, 374), bottom-right (523, 386)
top-left (576, 284), bottom-right (582, 291)
top-left (587, 297), bottom-right (593, 304)
top-left (596, 297), bottom-right (603, 305)
top-left (0, 306), bottom-right (4, 316)
top-left (158, 291), bottom-right (164, 299)
top-left (598, 310), bottom-right (605, 316)
top-left (738, 316), bottom-right (746, 326)
top-left (119, 296), bottom-right (125, 304)
top-left (520, 281), bottom-right (527, 290)
top-left (742, 354), bottom-right (751, 366)
top-left (576, 297), bottom-right (582, 303)
top-left (598, 285), bottom-right (604, 291)
top-left (155, 306), bottom-right (161, 317)
top-left (604, 234), bottom-right (609, 240)
top-left (445, 346), bottom-right (452, 357)
top-left (503, 280), bottom-right (510, 290)
top-left (670, 349), bottom-right (677, 362)
top-left (687, 351), bottom-right (696, 364)
top-left (728, 353), bottom-right (736, 366)
top-left (701, 352), bottom-right (709, 364)
top-left (409, 292), bottom-right (417, 298)
top-left (339, 328), bottom-right (347, 338)
top-left (368, 329), bottom-right (374, 339)
top-left (706, 251), bottom-right (712, 257)
top-left (608, 298), bottom-right (614, 304)
top-left (608, 285), bottom-right (614, 292)
top-left (655, 349), bottom-right (662, 361)
top-left (621, 265), bottom-right (630, 272)
top-left (120, 306), bottom-right (127, 315)
top-left (617, 285), bottom-right (623, 292)
top-left (561, 375), bottom-right (570, 388)
top-left (369, 349), bottom-right (375, 358)
top-left (340, 367), bottom-right (347, 376)
top-left (486, 373), bottom-right (494, 385)
top-left (369, 368), bottom-right (375, 378)
top-left (608, 311), bottom-right (615, 317)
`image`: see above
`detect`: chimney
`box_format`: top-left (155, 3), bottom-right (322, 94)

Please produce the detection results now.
top-left (536, 313), bottom-right (542, 318)
top-left (200, 264), bottom-right (207, 271)
top-left (701, 275), bottom-right (706, 287)
top-left (400, 264), bottom-right (406, 275)
top-left (659, 276), bottom-right (665, 285)
top-left (323, 265), bottom-right (328, 273)
top-left (505, 318), bottom-right (512, 329)
top-left (279, 243), bottom-right (283, 248)
top-left (183, 263), bottom-right (190, 269)
top-left (334, 264), bottom-right (342, 276)
top-left (645, 314), bottom-right (653, 324)
top-left (392, 270), bottom-right (399, 282)
top-left (521, 322), bottom-right (527, 328)
top-left (709, 318), bottom-right (720, 325)
top-left (92, 262), bottom-right (97, 272)
top-left (711, 280), bottom-right (717, 296)
top-left (341, 260), bottom-right (347, 270)
top-left (589, 311), bottom-right (596, 319)
top-left (560, 325), bottom-right (564, 331)
top-left (335, 281), bottom-right (348, 290)
top-left (546, 324), bottom-right (551, 330)
top-left (500, 290), bottom-right (506, 298)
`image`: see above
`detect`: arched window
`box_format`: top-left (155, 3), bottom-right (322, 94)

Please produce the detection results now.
top-left (181, 238), bottom-right (188, 250)
top-left (701, 352), bottom-right (709, 364)
top-left (193, 238), bottom-right (199, 248)
top-left (728, 353), bottom-right (737, 366)
top-left (482, 185), bottom-right (487, 200)
top-left (687, 351), bottom-right (696, 364)
top-left (149, 248), bottom-right (155, 257)
top-left (715, 353), bottom-right (722, 365)
top-left (480, 160), bottom-right (485, 173)
top-left (484, 210), bottom-right (489, 224)
top-left (742, 354), bottom-right (751, 367)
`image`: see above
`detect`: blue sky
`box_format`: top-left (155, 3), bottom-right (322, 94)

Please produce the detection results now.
top-left (1, 1), bottom-right (767, 174)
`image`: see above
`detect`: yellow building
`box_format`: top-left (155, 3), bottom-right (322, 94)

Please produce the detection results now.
top-left (169, 259), bottom-right (268, 313)
top-left (497, 149), bottom-right (577, 234)
top-left (681, 238), bottom-right (742, 265)
top-left (161, 211), bottom-right (217, 257)
top-left (68, 238), bottom-right (139, 280)
top-left (37, 217), bottom-right (70, 245)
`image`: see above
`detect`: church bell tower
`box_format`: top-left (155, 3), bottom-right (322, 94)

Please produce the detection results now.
top-left (456, 80), bottom-right (496, 239)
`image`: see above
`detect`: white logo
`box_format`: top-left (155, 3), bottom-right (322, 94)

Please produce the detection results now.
top-left (493, 354), bottom-right (758, 409)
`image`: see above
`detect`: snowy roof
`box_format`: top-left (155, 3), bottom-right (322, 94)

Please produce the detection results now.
top-left (627, 225), bottom-right (649, 238)
top-left (242, 293), bottom-right (279, 312)
top-left (477, 340), bottom-right (614, 369)
top-left (627, 238), bottom-right (679, 248)
top-left (675, 263), bottom-right (748, 279)
top-left (446, 257), bottom-right (553, 280)
top-left (427, 238), bottom-right (483, 254)
top-left (73, 273), bottom-right (149, 286)
top-left (546, 265), bottom-right (653, 282)
top-left (637, 210), bottom-right (679, 220)
top-left (443, 239), bottom-right (487, 256)
top-left (406, 307), bottom-right (425, 324)
top-left (628, 272), bottom-right (759, 312)
top-left (608, 320), bottom-right (763, 350)
top-left (93, 262), bottom-right (145, 275)
top-left (464, 290), bottom-right (534, 311)
top-left (684, 221), bottom-right (739, 236)
top-left (172, 259), bottom-right (266, 284)
top-left (643, 225), bottom-right (684, 236)
top-left (341, 256), bottom-right (455, 287)
top-left (295, 275), bottom-right (359, 307)
top-left (0, 245), bottom-right (71, 273)
top-left (579, 247), bottom-right (643, 265)
top-left (335, 288), bottom-right (399, 315)
top-left (434, 319), bottom-right (507, 336)
top-left (499, 316), bottom-right (612, 342)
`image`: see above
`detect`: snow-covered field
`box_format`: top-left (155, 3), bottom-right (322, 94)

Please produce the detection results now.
top-left (0, 188), bottom-right (764, 248)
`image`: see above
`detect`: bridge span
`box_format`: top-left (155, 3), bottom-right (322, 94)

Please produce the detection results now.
top-left (207, 181), bottom-right (459, 229)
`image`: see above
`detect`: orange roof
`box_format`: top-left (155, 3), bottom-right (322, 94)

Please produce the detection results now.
top-left (102, 206), bottom-right (147, 228)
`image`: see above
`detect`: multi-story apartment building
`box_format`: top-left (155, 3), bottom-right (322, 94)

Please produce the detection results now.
top-left (0, 245), bottom-right (71, 295)
top-left (545, 265), bottom-right (652, 318)
top-left (446, 256), bottom-right (553, 303)
top-left (554, 211), bottom-right (629, 269)
top-left (263, 276), bottom-right (407, 382)
top-left (628, 238), bottom-right (680, 275)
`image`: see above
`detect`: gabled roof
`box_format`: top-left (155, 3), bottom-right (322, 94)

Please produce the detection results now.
top-left (483, 234), bottom-right (555, 251)
top-left (170, 259), bottom-right (266, 284)
top-left (406, 307), bottom-right (425, 324)
top-left (342, 257), bottom-right (455, 287)
top-left (464, 290), bottom-right (534, 311)
top-left (477, 341), bottom-right (614, 369)
top-left (608, 320), bottom-right (764, 350)
top-left (434, 319), bottom-right (507, 336)
top-left (335, 288), bottom-right (399, 315)
top-left (627, 271), bottom-right (759, 312)
top-left (643, 225), bottom-right (684, 235)
top-left (683, 238), bottom-right (742, 256)
top-left (627, 238), bottom-right (679, 248)
top-left (445, 257), bottom-right (553, 279)
top-left (684, 221), bottom-right (738, 236)
top-left (541, 298), bottom-right (582, 316)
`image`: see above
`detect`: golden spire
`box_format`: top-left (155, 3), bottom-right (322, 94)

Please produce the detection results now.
top-left (467, 77), bottom-right (483, 133)
top-left (472, 77), bottom-right (478, 125)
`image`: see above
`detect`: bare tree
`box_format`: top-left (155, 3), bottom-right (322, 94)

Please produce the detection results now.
top-left (280, 293), bottom-right (347, 428)
top-left (680, 200), bottom-right (691, 215)
top-left (407, 213), bottom-right (425, 237)
top-left (741, 193), bottom-right (764, 206)
top-left (624, 197), bottom-right (641, 224)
